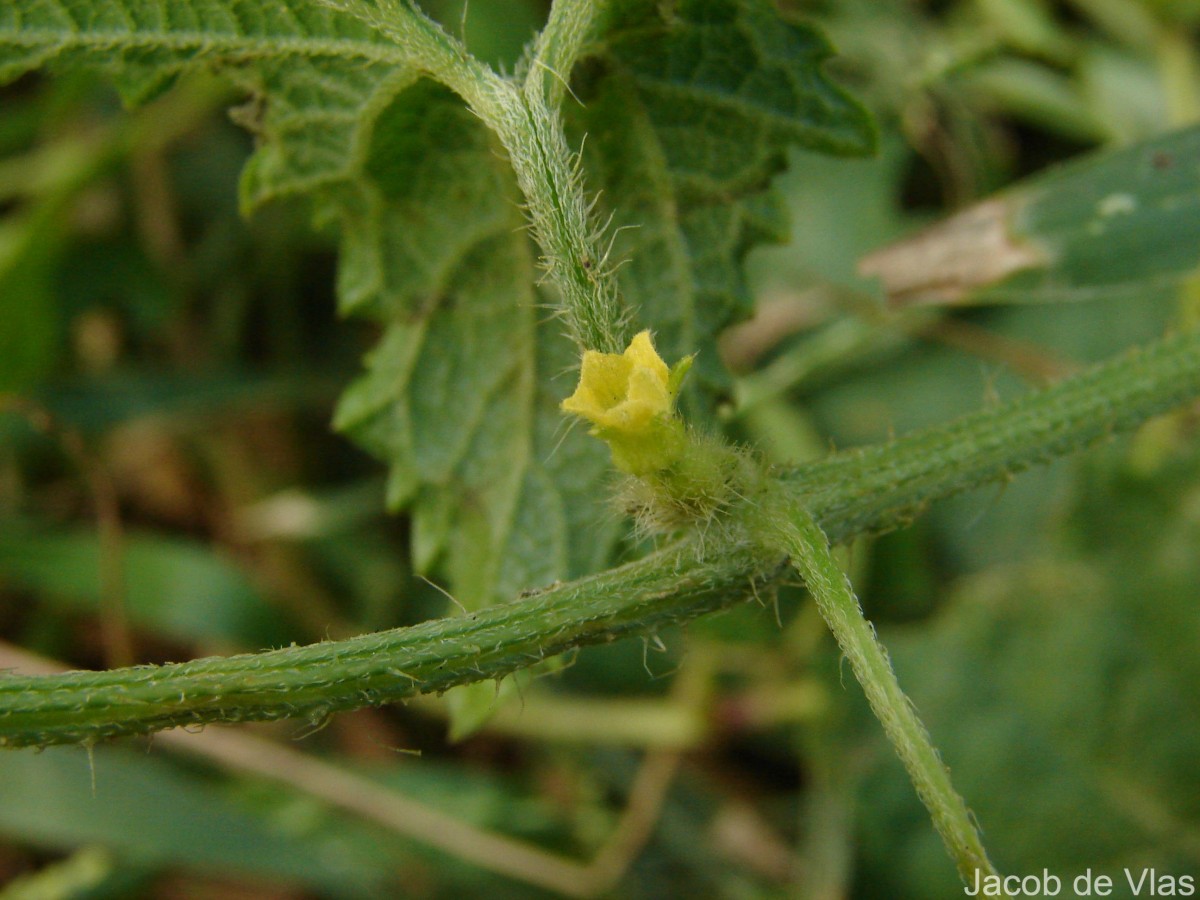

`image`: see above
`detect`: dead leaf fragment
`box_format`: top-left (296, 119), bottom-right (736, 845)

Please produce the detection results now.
top-left (859, 197), bottom-right (1045, 307)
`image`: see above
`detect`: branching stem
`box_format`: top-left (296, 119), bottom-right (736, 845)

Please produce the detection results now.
top-left (4, 326), bottom-right (1199, 749)
top-left (327, 0), bottom-right (628, 351)
top-left (752, 502), bottom-right (996, 885)
top-left (5, 3), bottom-right (1199, 890)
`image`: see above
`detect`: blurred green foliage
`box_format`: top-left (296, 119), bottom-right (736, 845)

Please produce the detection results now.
top-left (1, 0), bottom-right (1199, 897)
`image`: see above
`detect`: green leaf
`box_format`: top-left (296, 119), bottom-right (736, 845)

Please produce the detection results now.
top-left (862, 124), bottom-right (1200, 307)
top-left (330, 0), bottom-right (873, 595)
top-left (328, 1), bottom-right (872, 729)
top-left (0, 0), bottom-right (412, 209)
top-left (2, 0), bottom-right (874, 738)
top-left (568, 0), bottom-right (875, 393)
top-left (998, 124), bottom-right (1200, 301)
top-left (325, 81), bottom-right (615, 738)
top-left (0, 525), bottom-right (293, 647)
top-left (446, 677), bottom-right (522, 743)
top-left (0, 745), bottom-right (390, 896)
top-left (0, 0), bottom-right (875, 599)
top-left (330, 81), bottom-right (618, 619)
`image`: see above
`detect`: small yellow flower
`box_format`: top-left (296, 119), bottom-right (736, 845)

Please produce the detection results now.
top-left (562, 331), bottom-right (692, 475)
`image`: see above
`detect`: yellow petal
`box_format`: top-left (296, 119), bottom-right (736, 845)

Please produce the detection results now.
top-left (562, 348), bottom-right (632, 421)
top-left (583, 349), bottom-right (633, 406)
top-left (624, 365), bottom-right (671, 416)
top-left (624, 331), bottom-right (669, 384)
top-left (560, 330), bottom-right (686, 474)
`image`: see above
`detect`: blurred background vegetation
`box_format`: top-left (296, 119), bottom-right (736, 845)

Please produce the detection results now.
top-left (2, 0), bottom-right (1199, 897)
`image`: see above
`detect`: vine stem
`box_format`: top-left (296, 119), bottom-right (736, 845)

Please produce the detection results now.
top-left (750, 502), bottom-right (997, 886)
top-left (3, 326), bottom-right (1200, 749)
top-left (324, 0), bottom-right (628, 352)
top-left (525, 0), bottom-right (602, 108)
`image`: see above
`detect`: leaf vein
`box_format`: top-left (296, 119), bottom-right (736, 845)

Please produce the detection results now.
top-left (3, 27), bottom-right (405, 67)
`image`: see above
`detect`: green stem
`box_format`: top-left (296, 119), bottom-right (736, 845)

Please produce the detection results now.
top-left (322, 0), bottom-right (501, 113)
top-left (525, 0), bottom-right (601, 107)
top-left (492, 89), bottom-right (630, 353)
top-left (0, 542), bottom-right (777, 749)
top-left (786, 326), bottom-right (1200, 542)
top-left (753, 502), bottom-right (996, 885)
top-left (3, 326), bottom-right (1199, 749)
top-left (328, 0), bottom-right (629, 353)
top-left (518, 0), bottom-right (627, 352)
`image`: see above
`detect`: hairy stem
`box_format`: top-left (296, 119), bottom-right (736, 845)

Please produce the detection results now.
top-left (517, 0), bottom-right (629, 352)
top-left (328, 0), bottom-right (629, 353)
top-left (321, 0), bottom-right (501, 112)
top-left (753, 503), bottom-right (996, 885)
top-left (0, 542), bottom-right (776, 749)
top-left (784, 325), bottom-right (1200, 540)
top-left (493, 88), bottom-right (631, 354)
top-left (525, 0), bottom-right (602, 108)
top-left (3, 326), bottom-right (1199, 749)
